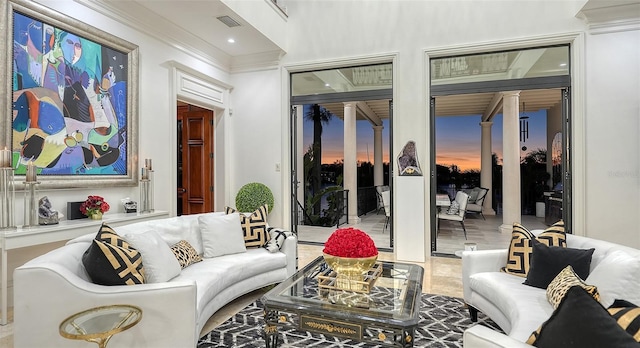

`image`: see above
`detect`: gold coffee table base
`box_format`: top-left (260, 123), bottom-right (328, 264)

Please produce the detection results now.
top-left (59, 304), bottom-right (142, 348)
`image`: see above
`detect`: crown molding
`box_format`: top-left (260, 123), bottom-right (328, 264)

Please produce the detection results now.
top-left (73, 0), bottom-right (232, 70)
top-left (576, 1), bottom-right (640, 34)
top-left (230, 50), bottom-right (285, 73)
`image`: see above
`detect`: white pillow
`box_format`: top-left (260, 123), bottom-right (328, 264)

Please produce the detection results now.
top-left (124, 230), bottom-right (181, 283)
top-left (199, 212), bottom-right (246, 258)
top-left (586, 249), bottom-right (640, 307)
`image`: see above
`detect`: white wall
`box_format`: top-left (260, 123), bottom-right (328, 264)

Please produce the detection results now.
top-left (228, 68), bottom-right (284, 226)
top-left (584, 28), bottom-right (640, 247)
top-left (274, 0), bottom-right (592, 260)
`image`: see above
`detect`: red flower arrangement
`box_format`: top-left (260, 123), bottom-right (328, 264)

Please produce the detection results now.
top-left (323, 227), bottom-right (378, 258)
top-left (80, 195), bottom-right (110, 216)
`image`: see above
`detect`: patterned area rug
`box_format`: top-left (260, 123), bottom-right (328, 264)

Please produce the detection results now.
top-left (197, 293), bottom-right (501, 347)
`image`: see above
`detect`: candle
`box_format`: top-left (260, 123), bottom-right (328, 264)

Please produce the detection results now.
top-left (145, 158), bottom-right (152, 171)
top-left (0, 148), bottom-right (9, 168)
top-left (141, 167), bottom-right (148, 180)
top-left (26, 161), bottom-right (37, 182)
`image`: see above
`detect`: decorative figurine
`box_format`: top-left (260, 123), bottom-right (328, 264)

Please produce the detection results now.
top-left (38, 196), bottom-right (60, 225)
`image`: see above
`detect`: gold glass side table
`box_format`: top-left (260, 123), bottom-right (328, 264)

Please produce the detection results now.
top-left (59, 304), bottom-right (142, 348)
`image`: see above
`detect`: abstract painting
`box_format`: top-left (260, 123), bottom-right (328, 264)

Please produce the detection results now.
top-left (1, 0), bottom-right (139, 188)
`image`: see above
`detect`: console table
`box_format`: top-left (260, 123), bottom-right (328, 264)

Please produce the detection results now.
top-left (0, 210), bottom-right (169, 325)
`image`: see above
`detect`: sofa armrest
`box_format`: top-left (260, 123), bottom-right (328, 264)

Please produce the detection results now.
top-left (464, 325), bottom-right (531, 348)
top-left (462, 249), bottom-right (508, 302)
top-left (281, 234), bottom-right (298, 277)
top-left (14, 264), bottom-right (197, 348)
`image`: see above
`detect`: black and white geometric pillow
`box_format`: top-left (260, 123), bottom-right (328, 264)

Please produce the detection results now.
top-left (225, 205), bottom-right (269, 249)
top-left (264, 227), bottom-right (295, 252)
top-left (82, 223), bottom-right (145, 285)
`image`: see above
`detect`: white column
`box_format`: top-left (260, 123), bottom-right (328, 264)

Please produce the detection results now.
top-left (344, 102), bottom-right (360, 224)
top-left (500, 92), bottom-right (522, 233)
top-left (373, 125), bottom-right (383, 186)
top-left (480, 121), bottom-right (495, 215)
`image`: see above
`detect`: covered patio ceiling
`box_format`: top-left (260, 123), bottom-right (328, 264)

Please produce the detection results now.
top-left (318, 88), bottom-right (563, 124)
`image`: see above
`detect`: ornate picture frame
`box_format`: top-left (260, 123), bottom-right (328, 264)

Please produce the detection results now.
top-left (1, 0), bottom-right (139, 189)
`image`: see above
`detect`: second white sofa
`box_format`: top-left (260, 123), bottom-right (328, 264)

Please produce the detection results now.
top-left (462, 230), bottom-right (640, 347)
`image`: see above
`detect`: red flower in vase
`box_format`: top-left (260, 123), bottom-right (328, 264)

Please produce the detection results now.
top-left (323, 227), bottom-right (378, 258)
top-left (80, 195), bottom-right (110, 216)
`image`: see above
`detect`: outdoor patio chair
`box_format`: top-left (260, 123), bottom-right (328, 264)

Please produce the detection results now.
top-left (466, 187), bottom-right (489, 220)
top-left (381, 190), bottom-right (391, 232)
top-left (376, 185), bottom-right (389, 214)
top-left (437, 191), bottom-right (470, 239)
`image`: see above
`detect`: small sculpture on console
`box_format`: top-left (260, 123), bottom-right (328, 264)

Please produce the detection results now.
top-left (38, 196), bottom-right (60, 225)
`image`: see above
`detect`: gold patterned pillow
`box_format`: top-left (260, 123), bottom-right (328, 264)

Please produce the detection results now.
top-left (547, 265), bottom-right (600, 309)
top-left (225, 205), bottom-right (269, 248)
top-left (82, 223), bottom-right (145, 285)
top-left (608, 300), bottom-right (640, 342)
top-left (170, 240), bottom-right (202, 269)
top-left (501, 220), bottom-right (566, 277)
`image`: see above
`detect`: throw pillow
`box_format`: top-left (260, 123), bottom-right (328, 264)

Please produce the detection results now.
top-left (586, 250), bottom-right (640, 308)
top-left (82, 223), bottom-right (145, 285)
top-left (170, 240), bottom-right (203, 268)
top-left (546, 265), bottom-right (600, 309)
top-left (609, 299), bottom-right (640, 342)
top-left (501, 221), bottom-right (566, 277)
top-left (199, 212), bottom-right (247, 258)
top-left (526, 286), bottom-right (638, 348)
top-left (123, 230), bottom-right (181, 283)
top-left (446, 200), bottom-right (460, 215)
top-left (264, 227), bottom-right (295, 252)
top-left (524, 239), bottom-right (595, 289)
top-left (225, 205), bottom-right (269, 248)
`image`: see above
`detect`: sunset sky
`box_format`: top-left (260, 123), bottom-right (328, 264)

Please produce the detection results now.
top-left (302, 106), bottom-right (547, 172)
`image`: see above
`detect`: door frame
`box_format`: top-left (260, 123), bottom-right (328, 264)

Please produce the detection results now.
top-left (425, 33), bottom-right (586, 253)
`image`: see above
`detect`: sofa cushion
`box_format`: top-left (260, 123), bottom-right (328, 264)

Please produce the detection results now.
top-left (523, 240), bottom-right (594, 289)
top-left (170, 240), bottom-right (203, 269)
top-left (502, 221), bottom-right (565, 278)
top-left (199, 213), bottom-right (247, 258)
top-left (586, 250), bottom-right (640, 308)
top-left (546, 265), bottom-right (599, 309)
top-left (225, 205), bottom-right (269, 248)
top-left (82, 223), bottom-right (145, 285)
top-left (469, 271), bottom-right (553, 341)
top-left (173, 248), bottom-right (287, 315)
top-left (608, 299), bottom-right (640, 342)
top-left (526, 286), bottom-right (638, 347)
top-left (124, 230), bottom-right (181, 283)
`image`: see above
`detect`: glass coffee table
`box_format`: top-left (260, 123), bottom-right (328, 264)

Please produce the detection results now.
top-left (261, 256), bottom-right (424, 347)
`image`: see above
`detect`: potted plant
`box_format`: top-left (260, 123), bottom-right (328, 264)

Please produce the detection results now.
top-left (235, 182), bottom-right (274, 213)
top-left (323, 227), bottom-right (378, 291)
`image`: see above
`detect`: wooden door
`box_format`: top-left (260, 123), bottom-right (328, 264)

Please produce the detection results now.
top-left (177, 104), bottom-right (214, 215)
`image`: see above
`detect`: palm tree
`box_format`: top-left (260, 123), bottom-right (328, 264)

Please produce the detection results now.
top-left (304, 104), bottom-right (333, 215)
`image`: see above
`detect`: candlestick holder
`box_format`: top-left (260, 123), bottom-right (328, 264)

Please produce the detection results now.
top-left (23, 181), bottom-right (40, 227)
top-left (139, 178), bottom-right (152, 213)
top-left (0, 168), bottom-right (16, 229)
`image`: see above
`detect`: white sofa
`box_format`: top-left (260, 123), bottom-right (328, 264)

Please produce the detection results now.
top-left (13, 212), bottom-right (297, 348)
top-left (462, 230), bottom-right (640, 347)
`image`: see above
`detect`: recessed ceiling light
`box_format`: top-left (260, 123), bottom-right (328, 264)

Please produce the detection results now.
top-left (325, 83), bottom-right (330, 87)
top-left (227, 38), bottom-right (235, 43)
top-left (559, 63), bottom-right (567, 67)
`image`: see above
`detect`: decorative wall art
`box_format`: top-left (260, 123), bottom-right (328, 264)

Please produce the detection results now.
top-left (397, 140), bottom-right (422, 176)
top-left (0, 0), bottom-right (139, 188)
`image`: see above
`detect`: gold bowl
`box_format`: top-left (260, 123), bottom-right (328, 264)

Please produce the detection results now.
top-left (323, 253), bottom-right (378, 291)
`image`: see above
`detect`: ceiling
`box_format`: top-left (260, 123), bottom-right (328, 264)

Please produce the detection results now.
top-left (99, 0), bottom-right (283, 58)
top-left (97, 0), bottom-right (564, 120)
